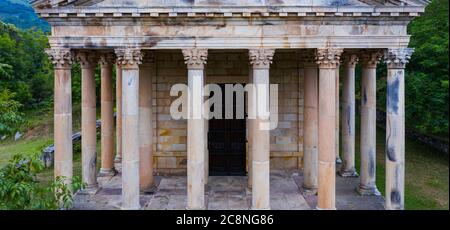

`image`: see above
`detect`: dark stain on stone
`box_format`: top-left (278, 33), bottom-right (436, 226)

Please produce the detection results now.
top-left (84, 37), bottom-right (94, 48)
top-left (99, 38), bottom-right (107, 47)
top-left (270, 0), bottom-right (285, 4)
top-left (363, 87), bottom-right (367, 105)
top-left (328, 0), bottom-right (350, 6)
top-left (128, 78), bottom-right (133, 86)
top-left (387, 146), bottom-right (397, 162)
top-left (141, 37), bottom-right (162, 48)
top-left (215, 23), bottom-right (227, 29)
top-left (387, 74), bottom-right (400, 114)
top-left (182, 0), bottom-right (195, 5)
top-left (346, 105), bottom-right (351, 135)
top-left (390, 190), bottom-right (401, 204)
top-left (350, 25), bottom-right (363, 35)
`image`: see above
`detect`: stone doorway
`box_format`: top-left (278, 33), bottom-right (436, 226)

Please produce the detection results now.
top-left (208, 83), bottom-right (247, 176)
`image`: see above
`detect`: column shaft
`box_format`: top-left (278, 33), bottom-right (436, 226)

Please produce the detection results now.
top-left (302, 62), bottom-right (319, 194)
top-left (139, 55), bottom-right (154, 191)
top-left (54, 67), bottom-right (73, 181)
top-left (247, 65), bottom-right (254, 189)
top-left (358, 62), bottom-right (380, 195)
top-left (335, 65), bottom-right (342, 164)
top-left (339, 55), bottom-right (358, 177)
top-left (318, 68), bottom-right (336, 209)
top-left (100, 55), bottom-right (115, 176)
top-left (115, 65), bottom-right (123, 163)
top-left (252, 69), bottom-right (271, 210)
top-left (187, 69), bottom-right (206, 209)
top-left (78, 52), bottom-right (98, 192)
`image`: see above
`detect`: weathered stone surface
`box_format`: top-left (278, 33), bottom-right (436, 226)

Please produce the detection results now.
top-left (72, 169), bottom-right (383, 210)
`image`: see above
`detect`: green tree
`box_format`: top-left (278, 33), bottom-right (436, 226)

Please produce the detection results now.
top-left (0, 89), bottom-right (23, 135)
top-left (376, 0), bottom-right (449, 137)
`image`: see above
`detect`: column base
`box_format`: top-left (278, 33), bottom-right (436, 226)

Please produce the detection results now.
top-left (338, 168), bottom-right (359, 178)
top-left (140, 184), bottom-right (157, 194)
top-left (356, 185), bottom-right (381, 196)
top-left (251, 206), bottom-right (271, 210)
top-left (315, 206), bottom-right (337, 210)
top-left (98, 168), bottom-right (117, 177)
top-left (121, 205), bottom-right (141, 210)
top-left (114, 155), bottom-right (122, 163)
top-left (245, 187), bottom-right (252, 195)
top-left (302, 185), bottom-right (318, 196)
top-left (79, 185), bottom-right (100, 195)
top-left (186, 206), bottom-right (206, 210)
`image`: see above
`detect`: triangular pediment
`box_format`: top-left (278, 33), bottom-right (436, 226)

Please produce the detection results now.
top-left (31, 0), bottom-right (430, 9)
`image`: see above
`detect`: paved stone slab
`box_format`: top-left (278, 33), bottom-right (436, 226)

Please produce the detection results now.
top-left (72, 169), bottom-right (384, 210)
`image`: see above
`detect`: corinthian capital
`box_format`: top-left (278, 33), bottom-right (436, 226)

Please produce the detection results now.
top-left (360, 50), bottom-right (383, 68)
top-left (315, 48), bottom-right (343, 69)
top-left (182, 48), bottom-right (208, 69)
top-left (115, 48), bottom-right (143, 69)
top-left (342, 53), bottom-right (359, 68)
top-left (384, 48), bottom-right (414, 69)
top-left (98, 52), bottom-right (116, 67)
top-left (75, 50), bottom-right (99, 69)
top-left (45, 48), bottom-right (74, 69)
top-left (249, 49), bottom-right (275, 69)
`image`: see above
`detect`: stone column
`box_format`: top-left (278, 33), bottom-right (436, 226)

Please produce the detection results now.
top-left (99, 53), bottom-right (116, 177)
top-left (76, 51), bottom-right (99, 194)
top-left (302, 55), bottom-right (319, 195)
top-left (335, 64), bottom-right (342, 164)
top-left (204, 116), bottom-right (209, 185)
top-left (339, 54), bottom-right (359, 177)
top-left (46, 48), bottom-right (74, 182)
top-left (115, 48), bottom-right (143, 210)
top-left (357, 51), bottom-right (382, 195)
top-left (204, 71), bottom-right (209, 185)
top-left (249, 48), bottom-right (274, 210)
top-left (247, 64), bottom-right (254, 189)
top-left (315, 48), bottom-right (343, 210)
top-left (139, 51), bottom-right (155, 191)
top-left (183, 48), bottom-right (208, 210)
top-left (115, 65), bottom-right (123, 163)
top-left (384, 48), bottom-right (413, 210)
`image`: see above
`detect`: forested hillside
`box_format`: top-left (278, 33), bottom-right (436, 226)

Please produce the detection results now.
top-left (0, 0), bottom-right (49, 32)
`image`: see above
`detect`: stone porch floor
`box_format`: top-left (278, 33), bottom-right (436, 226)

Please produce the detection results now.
top-left (72, 168), bottom-right (385, 210)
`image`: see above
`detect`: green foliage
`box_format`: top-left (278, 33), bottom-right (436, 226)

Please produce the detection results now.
top-left (0, 21), bottom-right (53, 109)
top-left (405, 0), bottom-right (449, 136)
top-left (0, 153), bottom-right (85, 210)
top-left (375, 0), bottom-right (449, 137)
top-left (0, 89), bottom-right (23, 135)
top-left (0, 0), bottom-right (50, 32)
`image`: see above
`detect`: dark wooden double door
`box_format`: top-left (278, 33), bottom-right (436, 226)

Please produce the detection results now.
top-left (208, 84), bottom-right (246, 176)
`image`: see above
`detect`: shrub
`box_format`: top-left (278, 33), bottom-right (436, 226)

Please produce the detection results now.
top-left (0, 153), bottom-right (85, 210)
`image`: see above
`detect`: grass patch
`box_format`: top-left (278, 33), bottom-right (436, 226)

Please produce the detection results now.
top-left (350, 116), bottom-right (449, 210)
top-left (0, 137), bottom-right (53, 168)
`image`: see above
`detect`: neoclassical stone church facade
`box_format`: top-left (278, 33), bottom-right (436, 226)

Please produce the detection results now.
top-left (31, 0), bottom-right (429, 210)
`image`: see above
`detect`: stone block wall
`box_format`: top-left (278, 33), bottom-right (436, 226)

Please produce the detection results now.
top-left (152, 50), bottom-right (304, 175)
